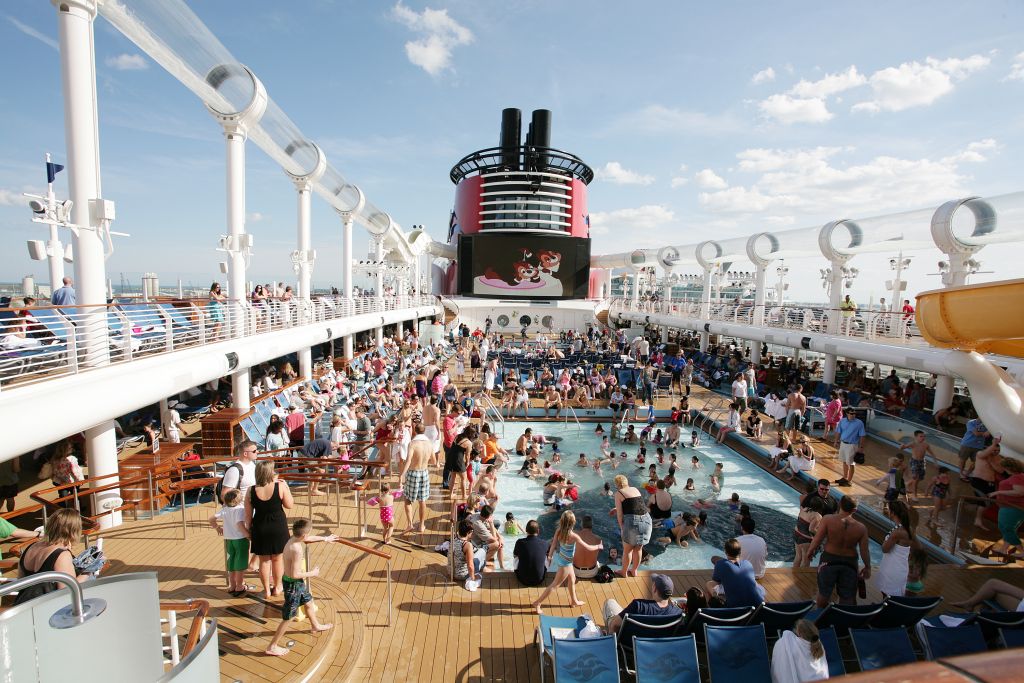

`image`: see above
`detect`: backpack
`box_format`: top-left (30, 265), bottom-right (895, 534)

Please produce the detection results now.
top-left (595, 565), bottom-right (615, 584)
top-left (215, 462), bottom-right (244, 504)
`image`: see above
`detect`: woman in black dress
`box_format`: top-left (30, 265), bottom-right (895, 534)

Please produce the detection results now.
top-left (245, 460), bottom-right (293, 598)
top-left (449, 425), bottom-right (477, 500)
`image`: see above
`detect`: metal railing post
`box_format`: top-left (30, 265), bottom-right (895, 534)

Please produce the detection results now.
top-left (147, 470), bottom-right (155, 519)
top-left (180, 468), bottom-right (187, 540)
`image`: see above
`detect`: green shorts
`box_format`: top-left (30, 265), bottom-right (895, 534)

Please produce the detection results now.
top-left (224, 538), bottom-right (250, 572)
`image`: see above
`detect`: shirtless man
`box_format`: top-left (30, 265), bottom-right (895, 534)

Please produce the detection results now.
top-left (665, 421), bottom-right (681, 449)
top-left (573, 515), bottom-right (603, 579)
top-left (400, 423), bottom-right (434, 534)
top-left (969, 437), bottom-right (1004, 528)
top-left (515, 428), bottom-right (533, 457)
top-left (421, 396), bottom-right (442, 461)
top-left (543, 386), bottom-right (563, 418)
top-left (806, 496), bottom-right (871, 607)
top-left (785, 384), bottom-right (807, 439)
top-left (898, 430), bottom-right (935, 498)
top-left (265, 519), bottom-right (338, 656)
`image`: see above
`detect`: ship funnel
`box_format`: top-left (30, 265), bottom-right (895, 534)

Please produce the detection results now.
top-left (499, 108), bottom-right (522, 170)
top-left (530, 109), bottom-right (552, 148)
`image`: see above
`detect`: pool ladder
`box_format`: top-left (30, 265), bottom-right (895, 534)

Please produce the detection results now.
top-left (695, 396), bottom-right (730, 434)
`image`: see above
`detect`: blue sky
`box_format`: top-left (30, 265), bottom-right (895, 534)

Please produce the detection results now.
top-left (1, 1), bottom-right (1023, 302)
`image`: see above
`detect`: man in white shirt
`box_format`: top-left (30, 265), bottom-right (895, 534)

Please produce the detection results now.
top-left (164, 401), bottom-right (183, 444)
top-left (737, 517), bottom-right (768, 579)
top-left (222, 440), bottom-right (259, 500)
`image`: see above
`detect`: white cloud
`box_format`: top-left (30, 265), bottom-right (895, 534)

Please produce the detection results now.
top-left (0, 189), bottom-right (20, 206)
top-left (8, 17), bottom-right (57, 51)
top-left (698, 140), bottom-right (992, 219)
top-left (247, 212), bottom-right (268, 222)
top-left (853, 54), bottom-right (990, 113)
top-left (694, 169), bottom-right (728, 190)
top-left (765, 216), bottom-right (796, 226)
top-left (670, 177), bottom-right (689, 188)
top-left (104, 53), bottom-right (148, 71)
top-left (589, 205), bottom-right (674, 235)
top-left (390, 3), bottom-right (473, 76)
top-left (790, 66), bottom-right (866, 98)
top-left (941, 138), bottom-right (999, 164)
top-left (595, 161), bottom-right (655, 186)
top-left (1006, 51), bottom-right (1024, 81)
top-left (751, 67), bottom-right (775, 84)
top-left (759, 94), bottom-right (833, 124)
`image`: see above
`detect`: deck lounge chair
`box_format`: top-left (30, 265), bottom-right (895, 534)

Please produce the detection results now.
top-left (633, 635), bottom-right (699, 683)
top-left (552, 633), bottom-right (619, 683)
top-left (704, 624), bottom-right (771, 683)
top-left (1000, 627), bottom-right (1024, 649)
top-left (813, 602), bottom-right (884, 637)
top-left (850, 627), bottom-right (917, 671)
top-left (684, 606), bottom-right (755, 643)
top-left (920, 624), bottom-right (988, 659)
top-left (747, 600), bottom-right (814, 639)
top-left (869, 595), bottom-right (942, 630)
top-left (617, 614), bottom-right (684, 676)
top-left (818, 626), bottom-right (845, 677)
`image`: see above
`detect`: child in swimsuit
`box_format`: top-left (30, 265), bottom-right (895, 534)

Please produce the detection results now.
top-left (504, 512), bottom-right (524, 536)
top-left (367, 483), bottom-right (403, 544)
top-left (929, 466), bottom-right (952, 522)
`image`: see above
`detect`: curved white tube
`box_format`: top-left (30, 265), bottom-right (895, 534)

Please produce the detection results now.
top-left (942, 351), bottom-right (1024, 456)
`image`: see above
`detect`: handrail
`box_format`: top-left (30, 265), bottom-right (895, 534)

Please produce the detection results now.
top-left (950, 494), bottom-right (995, 554)
top-left (160, 598), bottom-right (210, 660)
top-left (0, 570), bottom-right (106, 628)
top-left (564, 404), bottom-right (581, 434)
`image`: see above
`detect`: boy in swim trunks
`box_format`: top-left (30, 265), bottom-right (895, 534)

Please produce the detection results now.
top-left (898, 430), bottom-right (935, 499)
top-left (265, 519), bottom-right (339, 656)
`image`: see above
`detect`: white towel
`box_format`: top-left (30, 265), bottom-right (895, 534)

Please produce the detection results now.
top-left (771, 630), bottom-right (829, 683)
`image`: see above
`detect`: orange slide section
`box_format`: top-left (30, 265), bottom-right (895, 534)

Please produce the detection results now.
top-left (915, 278), bottom-right (1024, 359)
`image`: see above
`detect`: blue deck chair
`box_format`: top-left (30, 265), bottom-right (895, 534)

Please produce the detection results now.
top-left (617, 613), bottom-right (684, 675)
top-left (633, 635), bottom-right (699, 683)
top-left (685, 606), bottom-right (755, 643)
top-left (818, 626), bottom-right (845, 677)
top-left (813, 602), bottom-right (884, 637)
top-left (553, 634), bottom-right (619, 683)
top-left (747, 600), bottom-right (815, 639)
top-left (1000, 627), bottom-right (1024, 649)
top-left (704, 624), bottom-right (770, 683)
top-left (870, 595), bottom-right (942, 630)
top-left (850, 627), bottom-right (917, 671)
top-left (535, 615), bottom-right (579, 683)
top-left (976, 611), bottom-right (1024, 641)
top-left (920, 624), bottom-right (988, 659)
top-left (653, 373), bottom-right (673, 399)
top-left (241, 418), bottom-right (266, 448)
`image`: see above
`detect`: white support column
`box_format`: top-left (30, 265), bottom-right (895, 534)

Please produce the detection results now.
top-left (344, 335), bottom-right (354, 358)
top-left (375, 238), bottom-right (385, 303)
top-left (823, 262), bottom-right (845, 384)
top-left (232, 369), bottom-right (251, 412)
top-left (933, 375), bottom-right (955, 414)
top-left (342, 214), bottom-right (354, 300)
top-left (55, 0), bottom-right (120, 528)
top-left (631, 272), bottom-right (640, 305)
top-left (661, 277), bottom-right (673, 342)
top-left (751, 264), bottom-right (767, 364)
top-left (294, 179), bottom-right (313, 300)
top-left (375, 326), bottom-right (384, 347)
top-left (298, 347), bottom-right (313, 381)
top-left (699, 266), bottom-right (712, 351)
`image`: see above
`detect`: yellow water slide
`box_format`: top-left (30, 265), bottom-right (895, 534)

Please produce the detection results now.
top-left (916, 278), bottom-right (1024, 455)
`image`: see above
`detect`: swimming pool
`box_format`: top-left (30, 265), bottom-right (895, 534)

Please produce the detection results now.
top-left (490, 420), bottom-right (882, 570)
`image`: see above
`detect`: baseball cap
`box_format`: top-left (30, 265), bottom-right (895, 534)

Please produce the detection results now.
top-left (651, 573), bottom-right (674, 598)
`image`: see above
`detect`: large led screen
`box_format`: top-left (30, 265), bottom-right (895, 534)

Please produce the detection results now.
top-left (458, 234), bottom-right (590, 299)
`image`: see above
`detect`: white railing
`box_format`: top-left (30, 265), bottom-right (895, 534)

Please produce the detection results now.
top-left (0, 295), bottom-right (438, 388)
top-left (611, 298), bottom-right (926, 346)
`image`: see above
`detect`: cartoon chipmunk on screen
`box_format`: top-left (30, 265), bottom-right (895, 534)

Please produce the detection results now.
top-left (483, 248), bottom-right (562, 286)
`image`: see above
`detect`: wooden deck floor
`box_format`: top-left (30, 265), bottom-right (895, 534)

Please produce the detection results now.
top-left (86, 468), bottom-right (1021, 683)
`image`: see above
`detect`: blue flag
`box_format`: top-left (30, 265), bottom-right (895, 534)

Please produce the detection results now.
top-left (46, 162), bottom-right (64, 184)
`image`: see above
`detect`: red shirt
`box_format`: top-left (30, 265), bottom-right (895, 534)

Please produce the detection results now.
top-left (997, 473), bottom-right (1024, 510)
top-left (284, 412), bottom-right (306, 442)
top-left (443, 416), bottom-right (457, 448)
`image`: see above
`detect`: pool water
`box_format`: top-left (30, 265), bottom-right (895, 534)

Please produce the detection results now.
top-left (488, 420), bottom-right (882, 571)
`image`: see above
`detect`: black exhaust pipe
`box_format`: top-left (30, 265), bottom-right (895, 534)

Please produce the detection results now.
top-left (499, 108), bottom-right (521, 170)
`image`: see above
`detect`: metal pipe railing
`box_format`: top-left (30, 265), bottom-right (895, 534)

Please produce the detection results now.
top-left (0, 570), bottom-right (106, 628)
